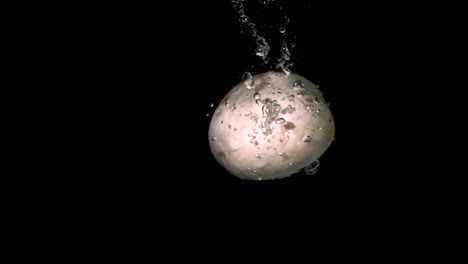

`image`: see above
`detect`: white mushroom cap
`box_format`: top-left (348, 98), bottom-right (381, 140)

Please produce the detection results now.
top-left (209, 72), bottom-right (335, 180)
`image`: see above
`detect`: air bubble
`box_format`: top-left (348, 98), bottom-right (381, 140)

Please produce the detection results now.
top-left (211, 136), bottom-right (217, 141)
top-left (304, 136), bottom-right (312, 143)
top-left (209, 103), bottom-right (214, 108)
top-left (293, 80), bottom-right (305, 89)
top-left (275, 118), bottom-right (286, 124)
top-left (243, 72), bottom-right (254, 89)
top-left (254, 92), bottom-right (260, 100)
top-left (241, 16), bottom-right (250, 23)
top-left (305, 160), bottom-right (320, 175)
top-left (281, 41), bottom-right (291, 61)
top-left (255, 47), bottom-right (266, 57)
top-left (279, 26), bottom-right (286, 34)
top-left (221, 121), bottom-right (224, 124)
top-left (256, 99), bottom-right (262, 105)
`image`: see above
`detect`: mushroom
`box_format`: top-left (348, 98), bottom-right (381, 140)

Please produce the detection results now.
top-left (209, 72), bottom-right (335, 180)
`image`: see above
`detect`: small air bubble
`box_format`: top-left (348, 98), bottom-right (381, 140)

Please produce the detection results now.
top-left (289, 95), bottom-right (294, 100)
top-left (243, 72), bottom-right (254, 89)
top-left (209, 103), bottom-right (214, 107)
top-left (254, 92), bottom-right (260, 100)
top-left (304, 136), bottom-right (312, 143)
top-left (279, 26), bottom-right (286, 34)
top-left (228, 124), bottom-right (232, 129)
top-left (241, 16), bottom-right (250, 23)
top-left (305, 160), bottom-right (320, 175)
top-left (221, 121), bottom-right (224, 124)
top-left (275, 118), bottom-right (286, 124)
top-left (248, 133), bottom-right (252, 137)
top-left (211, 136), bottom-right (217, 141)
top-left (319, 127), bottom-right (324, 130)
top-left (293, 80), bottom-right (305, 88)
top-left (289, 162), bottom-right (293, 167)
top-left (206, 113), bottom-right (210, 117)
top-left (290, 43), bottom-right (296, 48)
top-left (255, 99), bottom-right (262, 105)
top-left (255, 47), bottom-right (265, 57)
top-left (255, 154), bottom-right (261, 159)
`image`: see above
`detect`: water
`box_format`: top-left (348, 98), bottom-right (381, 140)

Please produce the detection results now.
top-left (232, 0), bottom-right (297, 70)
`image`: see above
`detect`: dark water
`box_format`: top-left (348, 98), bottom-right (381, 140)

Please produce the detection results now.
top-left (71, 0), bottom-right (439, 213)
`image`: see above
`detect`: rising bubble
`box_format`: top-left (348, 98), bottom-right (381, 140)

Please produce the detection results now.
top-left (305, 160), bottom-right (320, 175)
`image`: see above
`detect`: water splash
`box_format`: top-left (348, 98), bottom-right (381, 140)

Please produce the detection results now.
top-left (232, 1), bottom-right (271, 64)
top-left (255, 36), bottom-right (270, 61)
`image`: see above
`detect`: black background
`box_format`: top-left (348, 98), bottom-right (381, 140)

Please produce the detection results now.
top-left (76, 0), bottom-right (447, 210)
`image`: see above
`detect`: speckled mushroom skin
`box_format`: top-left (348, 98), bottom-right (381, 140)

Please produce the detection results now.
top-left (209, 72), bottom-right (335, 180)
